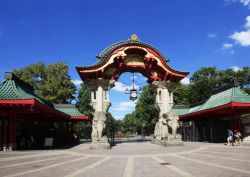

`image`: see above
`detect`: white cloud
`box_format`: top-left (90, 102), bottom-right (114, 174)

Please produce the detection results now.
top-left (181, 77), bottom-right (190, 85)
top-left (112, 82), bottom-right (127, 92)
top-left (208, 33), bottom-right (217, 38)
top-left (218, 43), bottom-right (235, 54)
top-left (230, 31), bottom-right (250, 46)
top-left (111, 101), bottom-right (135, 111)
top-left (225, 0), bottom-right (250, 6)
top-left (245, 16), bottom-right (250, 28)
top-left (230, 66), bottom-right (242, 71)
top-left (240, 0), bottom-right (250, 6)
top-left (112, 81), bottom-right (139, 92)
top-left (72, 79), bottom-right (82, 86)
top-left (222, 43), bottom-right (234, 49)
top-left (230, 16), bottom-right (250, 46)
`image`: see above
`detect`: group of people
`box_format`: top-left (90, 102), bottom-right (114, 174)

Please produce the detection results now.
top-left (227, 129), bottom-right (242, 146)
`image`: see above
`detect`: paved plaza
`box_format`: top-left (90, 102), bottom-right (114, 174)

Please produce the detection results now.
top-left (0, 142), bottom-right (250, 177)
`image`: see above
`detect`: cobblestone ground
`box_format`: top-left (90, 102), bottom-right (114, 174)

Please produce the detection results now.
top-left (0, 142), bottom-right (250, 177)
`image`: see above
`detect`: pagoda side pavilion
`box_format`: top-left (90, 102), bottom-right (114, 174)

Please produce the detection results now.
top-left (0, 72), bottom-right (88, 151)
top-left (173, 87), bottom-right (250, 143)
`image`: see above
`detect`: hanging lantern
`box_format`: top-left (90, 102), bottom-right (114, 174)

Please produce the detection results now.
top-left (130, 88), bottom-right (138, 101)
top-left (125, 73), bottom-right (142, 101)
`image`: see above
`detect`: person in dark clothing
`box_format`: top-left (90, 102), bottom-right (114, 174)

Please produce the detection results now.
top-left (234, 130), bottom-right (242, 146)
top-left (227, 129), bottom-right (234, 145)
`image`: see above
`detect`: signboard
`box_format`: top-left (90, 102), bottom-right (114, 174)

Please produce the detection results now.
top-left (44, 138), bottom-right (53, 147)
top-left (245, 126), bottom-right (250, 134)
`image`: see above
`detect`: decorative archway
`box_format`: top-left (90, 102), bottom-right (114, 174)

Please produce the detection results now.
top-left (76, 34), bottom-right (189, 148)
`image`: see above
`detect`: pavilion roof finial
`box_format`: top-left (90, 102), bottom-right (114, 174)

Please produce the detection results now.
top-left (129, 34), bottom-right (139, 41)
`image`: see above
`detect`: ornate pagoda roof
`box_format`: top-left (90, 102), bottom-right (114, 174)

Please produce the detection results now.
top-left (97, 35), bottom-right (169, 62)
top-left (0, 72), bottom-right (88, 120)
top-left (0, 72), bottom-right (49, 105)
top-left (54, 104), bottom-right (88, 120)
top-left (173, 87), bottom-right (250, 119)
top-left (76, 35), bottom-right (189, 83)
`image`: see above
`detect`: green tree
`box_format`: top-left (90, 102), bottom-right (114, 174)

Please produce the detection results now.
top-left (218, 67), bottom-right (250, 89)
top-left (76, 83), bottom-right (94, 119)
top-left (186, 66), bottom-right (250, 104)
top-left (14, 62), bottom-right (76, 103)
top-left (106, 112), bottom-right (117, 125)
top-left (188, 67), bottom-right (218, 104)
top-left (173, 83), bottom-right (190, 105)
top-left (122, 112), bottom-right (138, 134)
top-left (134, 85), bottom-right (159, 126)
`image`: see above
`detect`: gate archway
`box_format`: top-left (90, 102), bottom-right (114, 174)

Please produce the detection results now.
top-left (76, 34), bottom-right (189, 148)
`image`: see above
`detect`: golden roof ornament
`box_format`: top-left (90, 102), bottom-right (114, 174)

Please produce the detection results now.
top-left (130, 34), bottom-right (139, 41)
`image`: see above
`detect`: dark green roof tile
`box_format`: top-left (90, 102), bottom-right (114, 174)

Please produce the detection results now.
top-left (98, 39), bottom-right (169, 62)
top-left (0, 73), bottom-right (47, 104)
top-left (172, 105), bottom-right (189, 116)
top-left (173, 87), bottom-right (250, 116)
top-left (77, 38), bottom-right (170, 69)
top-left (54, 104), bottom-right (84, 117)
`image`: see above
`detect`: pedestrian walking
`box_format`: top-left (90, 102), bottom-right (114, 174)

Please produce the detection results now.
top-left (234, 130), bottom-right (242, 146)
top-left (226, 129), bottom-right (234, 146)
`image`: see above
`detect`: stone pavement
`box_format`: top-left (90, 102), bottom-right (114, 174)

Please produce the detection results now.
top-left (0, 142), bottom-right (250, 177)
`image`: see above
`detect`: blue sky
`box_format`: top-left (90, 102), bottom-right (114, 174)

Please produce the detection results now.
top-left (0, 0), bottom-right (250, 119)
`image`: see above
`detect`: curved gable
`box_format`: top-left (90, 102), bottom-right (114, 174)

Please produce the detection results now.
top-left (76, 35), bottom-right (189, 83)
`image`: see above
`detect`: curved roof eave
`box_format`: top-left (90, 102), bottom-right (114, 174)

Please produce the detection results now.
top-left (76, 41), bottom-right (188, 73)
top-left (97, 39), bottom-right (170, 62)
top-left (76, 39), bottom-right (170, 70)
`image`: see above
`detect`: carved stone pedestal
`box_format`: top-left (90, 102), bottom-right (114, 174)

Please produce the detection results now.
top-left (89, 142), bottom-right (110, 150)
top-left (151, 139), bottom-right (184, 147)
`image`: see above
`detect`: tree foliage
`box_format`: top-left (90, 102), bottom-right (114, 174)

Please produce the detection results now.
top-left (173, 83), bottom-right (190, 105)
top-left (106, 112), bottom-right (117, 125)
top-left (75, 83), bottom-right (94, 119)
top-left (119, 85), bottom-right (159, 134)
top-left (188, 67), bottom-right (218, 104)
top-left (14, 62), bottom-right (76, 104)
top-left (174, 66), bottom-right (250, 104)
top-left (133, 85), bottom-right (159, 125)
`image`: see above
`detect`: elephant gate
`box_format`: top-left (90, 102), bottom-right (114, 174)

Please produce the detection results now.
top-left (76, 34), bottom-right (188, 149)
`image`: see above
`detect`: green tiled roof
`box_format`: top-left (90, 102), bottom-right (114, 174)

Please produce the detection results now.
top-left (54, 104), bottom-right (84, 117)
top-left (172, 105), bottom-right (189, 116)
top-left (77, 38), bottom-right (170, 69)
top-left (0, 72), bottom-right (47, 104)
top-left (98, 38), bottom-right (169, 62)
top-left (173, 87), bottom-right (250, 116)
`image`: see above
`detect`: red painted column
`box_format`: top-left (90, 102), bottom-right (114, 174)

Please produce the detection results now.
top-left (233, 113), bottom-right (239, 132)
top-left (71, 122), bottom-right (74, 132)
top-left (3, 118), bottom-right (8, 151)
top-left (236, 114), bottom-right (241, 132)
top-left (27, 119), bottom-right (33, 136)
top-left (230, 114), bottom-right (235, 131)
top-left (230, 111), bottom-right (240, 132)
top-left (8, 112), bottom-right (16, 151)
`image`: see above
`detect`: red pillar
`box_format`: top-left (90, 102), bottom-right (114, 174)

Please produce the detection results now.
top-left (3, 118), bottom-right (8, 151)
top-left (230, 111), bottom-right (241, 133)
top-left (234, 114), bottom-right (240, 131)
top-left (230, 114), bottom-right (235, 130)
top-left (8, 112), bottom-right (16, 151)
top-left (71, 122), bottom-right (74, 132)
top-left (27, 119), bottom-right (33, 136)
